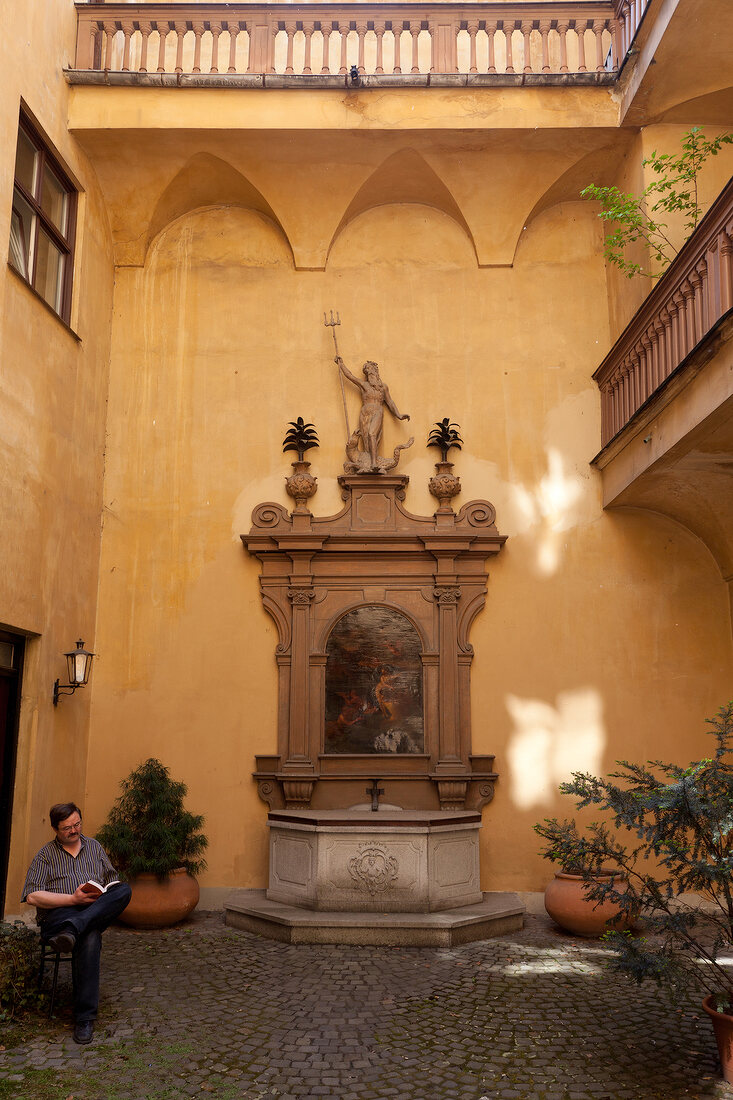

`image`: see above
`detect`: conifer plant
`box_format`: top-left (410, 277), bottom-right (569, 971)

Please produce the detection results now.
top-left (534, 702), bottom-right (733, 1013)
top-left (97, 758), bottom-right (208, 880)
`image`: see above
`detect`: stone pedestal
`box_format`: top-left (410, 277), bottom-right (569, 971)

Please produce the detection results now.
top-left (266, 809), bottom-right (482, 913)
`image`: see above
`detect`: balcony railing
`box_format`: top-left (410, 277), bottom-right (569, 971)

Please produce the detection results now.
top-left (594, 178), bottom-right (733, 448)
top-left (72, 1), bottom-right (643, 80)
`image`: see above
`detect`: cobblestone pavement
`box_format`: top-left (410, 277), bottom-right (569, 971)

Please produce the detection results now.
top-left (1, 910), bottom-right (732, 1100)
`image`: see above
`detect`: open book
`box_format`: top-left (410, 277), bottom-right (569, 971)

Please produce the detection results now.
top-left (80, 879), bottom-right (120, 898)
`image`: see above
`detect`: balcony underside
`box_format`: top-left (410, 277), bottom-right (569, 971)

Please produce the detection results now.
top-left (594, 313), bottom-right (733, 613)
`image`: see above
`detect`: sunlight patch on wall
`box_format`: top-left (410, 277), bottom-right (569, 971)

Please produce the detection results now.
top-left (505, 688), bottom-right (605, 810)
top-left (512, 447), bottom-right (584, 575)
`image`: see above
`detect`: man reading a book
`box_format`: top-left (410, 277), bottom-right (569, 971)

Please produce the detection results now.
top-left (22, 802), bottom-right (132, 1045)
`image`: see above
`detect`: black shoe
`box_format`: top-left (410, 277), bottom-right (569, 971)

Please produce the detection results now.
top-left (47, 930), bottom-right (76, 954)
top-left (73, 1020), bottom-right (94, 1044)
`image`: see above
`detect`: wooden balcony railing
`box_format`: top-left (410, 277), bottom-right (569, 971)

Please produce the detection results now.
top-left (73, 2), bottom-right (632, 79)
top-left (594, 178), bottom-right (733, 447)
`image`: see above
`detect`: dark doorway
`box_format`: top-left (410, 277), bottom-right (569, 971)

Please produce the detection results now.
top-left (0, 629), bottom-right (24, 915)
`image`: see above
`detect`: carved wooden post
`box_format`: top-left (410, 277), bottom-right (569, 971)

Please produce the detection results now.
top-left (374, 21), bottom-right (385, 74)
top-left (174, 21), bottom-right (187, 74)
top-left (503, 20), bottom-right (515, 74)
top-left (593, 19), bottom-right (605, 71)
top-left (692, 260), bottom-right (707, 335)
top-left (139, 21), bottom-right (152, 73)
top-left (321, 23), bottom-right (335, 74)
top-left (227, 22), bottom-right (240, 73)
top-left (210, 21), bottom-right (221, 73)
top-left (557, 20), bottom-right (569, 73)
top-left (284, 21), bottom-right (296, 74)
top-left (467, 21), bottom-right (479, 74)
top-left (338, 21), bottom-right (349, 75)
top-left (121, 21), bottom-right (133, 72)
top-left (681, 277), bottom-right (696, 351)
top-left (487, 21), bottom-right (497, 73)
top-left (410, 21), bottom-right (421, 73)
top-left (103, 21), bottom-right (117, 71)
top-left (393, 22), bottom-right (403, 74)
top-left (302, 22), bottom-right (314, 74)
top-left (720, 230), bottom-right (733, 313)
top-left (576, 19), bottom-right (588, 72)
top-left (287, 577), bottom-right (316, 767)
top-left (521, 21), bottom-right (533, 74)
top-left (156, 20), bottom-right (169, 73)
top-left (539, 20), bottom-right (551, 73)
top-left (432, 575), bottom-right (463, 767)
top-left (191, 22), bottom-right (204, 73)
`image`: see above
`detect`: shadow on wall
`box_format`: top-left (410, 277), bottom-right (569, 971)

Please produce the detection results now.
top-left (506, 688), bottom-right (606, 810)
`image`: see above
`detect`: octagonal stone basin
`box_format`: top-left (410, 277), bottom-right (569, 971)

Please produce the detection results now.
top-left (266, 809), bottom-right (482, 913)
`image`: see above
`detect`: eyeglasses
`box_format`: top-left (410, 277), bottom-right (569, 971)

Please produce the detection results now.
top-left (57, 819), bottom-right (82, 834)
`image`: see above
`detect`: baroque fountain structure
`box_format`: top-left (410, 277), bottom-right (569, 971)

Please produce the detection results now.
top-left (225, 340), bottom-right (524, 944)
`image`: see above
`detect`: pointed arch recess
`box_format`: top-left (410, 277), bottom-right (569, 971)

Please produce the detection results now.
top-left (144, 152), bottom-right (294, 262)
top-left (326, 148), bottom-right (479, 266)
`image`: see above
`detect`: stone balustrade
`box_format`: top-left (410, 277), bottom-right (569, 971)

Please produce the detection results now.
top-left (594, 178), bottom-right (733, 447)
top-left (73, 2), bottom-right (624, 79)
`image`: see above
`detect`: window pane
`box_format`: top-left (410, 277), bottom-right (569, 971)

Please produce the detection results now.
top-left (41, 164), bottom-right (69, 236)
top-left (8, 187), bottom-right (35, 279)
top-left (14, 129), bottom-right (38, 196)
top-left (35, 228), bottom-right (65, 314)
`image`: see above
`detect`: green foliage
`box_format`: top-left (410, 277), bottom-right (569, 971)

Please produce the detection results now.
top-left (427, 418), bottom-right (463, 462)
top-left (282, 417), bottom-right (319, 461)
top-left (535, 702), bottom-right (733, 1009)
top-left (0, 921), bottom-right (43, 1020)
top-left (581, 126), bottom-right (733, 278)
top-left (96, 758), bottom-right (208, 879)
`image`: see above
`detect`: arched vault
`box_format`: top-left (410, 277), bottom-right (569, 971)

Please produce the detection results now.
top-left (143, 152), bottom-right (293, 264)
top-left (327, 148), bottom-right (479, 266)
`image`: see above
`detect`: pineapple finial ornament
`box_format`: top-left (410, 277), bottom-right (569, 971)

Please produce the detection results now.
top-left (427, 418), bottom-right (463, 513)
top-left (283, 417), bottom-right (319, 512)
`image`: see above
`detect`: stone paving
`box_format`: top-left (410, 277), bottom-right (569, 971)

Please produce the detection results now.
top-left (1, 909), bottom-right (732, 1099)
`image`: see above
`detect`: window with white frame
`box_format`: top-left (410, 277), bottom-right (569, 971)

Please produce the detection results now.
top-left (8, 112), bottom-right (77, 324)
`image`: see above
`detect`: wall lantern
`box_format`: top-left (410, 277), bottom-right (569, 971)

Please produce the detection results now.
top-left (53, 639), bottom-right (95, 706)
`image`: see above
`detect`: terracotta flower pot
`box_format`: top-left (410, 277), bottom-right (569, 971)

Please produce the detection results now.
top-left (703, 996), bottom-right (733, 1084)
top-left (544, 871), bottom-right (631, 937)
top-left (118, 867), bottom-right (199, 929)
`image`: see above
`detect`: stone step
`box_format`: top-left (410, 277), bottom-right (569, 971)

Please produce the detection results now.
top-left (224, 889), bottom-right (525, 946)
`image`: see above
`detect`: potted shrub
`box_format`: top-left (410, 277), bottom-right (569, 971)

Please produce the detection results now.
top-left (96, 758), bottom-right (208, 929)
top-left (534, 702), bottom-right (733, 1083)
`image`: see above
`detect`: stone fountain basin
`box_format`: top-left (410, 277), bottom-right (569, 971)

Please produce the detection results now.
top-left (266, 808), bottom-right (482, 913)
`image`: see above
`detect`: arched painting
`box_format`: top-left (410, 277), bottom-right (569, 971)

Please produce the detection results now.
top-left (324, 606), bottom-right (424, 755)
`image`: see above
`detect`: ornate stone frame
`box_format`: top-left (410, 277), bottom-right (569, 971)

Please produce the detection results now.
top-left (242, 474), bottom-right (506, 811)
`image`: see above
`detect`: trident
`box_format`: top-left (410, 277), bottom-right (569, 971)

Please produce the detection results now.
top-left (324, 310), bottom-right (350, 442)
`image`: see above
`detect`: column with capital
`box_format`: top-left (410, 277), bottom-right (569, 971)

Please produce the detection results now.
top-left (433, 580), bottom-right (464, 767)
top-left (286, 580), bottom-right (316, 768)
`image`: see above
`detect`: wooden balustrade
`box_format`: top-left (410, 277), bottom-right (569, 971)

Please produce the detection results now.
top-left (613, 0), bottom-right (649, 63)
top-left (594, 178), bottom-right (733, 447)
top-left (73, 3), bottom-right (621, 78)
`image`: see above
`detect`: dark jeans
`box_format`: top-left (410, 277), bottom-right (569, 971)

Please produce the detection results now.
top-left (39, 883), bottom-right (132, 1022)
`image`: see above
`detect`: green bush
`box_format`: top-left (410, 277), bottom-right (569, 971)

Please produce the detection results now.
top-left (535, 702), bottom-right (733, 1011)
top-left (96, 758), bottom-right (208, 879)
top-left (0, 921), bottom-right (42, 1019)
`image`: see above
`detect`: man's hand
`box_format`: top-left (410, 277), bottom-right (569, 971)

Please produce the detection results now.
top-left (71, 885), bottom-right (96, 905)
top-left (334, 355), bottom-right (344, 365)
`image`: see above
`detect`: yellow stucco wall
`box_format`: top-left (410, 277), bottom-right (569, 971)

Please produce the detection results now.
top-left (82, 173), bottom-right (731, 897)
top-left (0, 0), bottom-right (115, 910)
top-left (2, 2), bottom-right (732, 912)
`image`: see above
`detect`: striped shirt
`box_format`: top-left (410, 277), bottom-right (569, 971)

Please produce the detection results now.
top-left (22, 835), bottom-right (118, 919)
